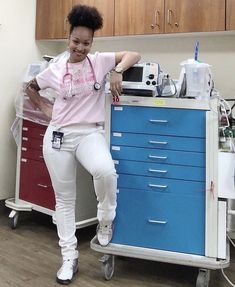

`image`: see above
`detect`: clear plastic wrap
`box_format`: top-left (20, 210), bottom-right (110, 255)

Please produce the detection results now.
top-left (15, 85), bottom-right (57, 126)
top-left (14, 53), bottom-right (68, 125)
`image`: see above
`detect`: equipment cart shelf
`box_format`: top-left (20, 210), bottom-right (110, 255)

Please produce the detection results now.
top-left (90, 236), bottom-right (230, 286)
top-left (90, 95), bottom-right (232, 287)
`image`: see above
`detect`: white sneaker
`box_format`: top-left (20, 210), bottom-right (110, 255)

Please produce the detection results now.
top-left (56, 258), bottom-right (78, 285)
top-left (97, 221), bottom-right (113, 246)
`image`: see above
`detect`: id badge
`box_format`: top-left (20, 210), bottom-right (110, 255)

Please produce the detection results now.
top-left (52, 131), bottom-right (64, 150)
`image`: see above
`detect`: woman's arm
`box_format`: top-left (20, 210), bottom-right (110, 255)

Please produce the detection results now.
top-left (109, 51), bottom-right (141, 96)
top-left (25, 79), bottom-right (53, 119)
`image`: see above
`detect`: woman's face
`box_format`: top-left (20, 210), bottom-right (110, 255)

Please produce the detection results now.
top-left (68, 26), bottom-right (93, 63)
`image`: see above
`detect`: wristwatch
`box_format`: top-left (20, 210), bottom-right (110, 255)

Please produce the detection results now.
top-left (114, 66), bottom-right (124, 74)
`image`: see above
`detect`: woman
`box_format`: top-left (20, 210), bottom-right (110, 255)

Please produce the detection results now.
top-left (25, 4), bottom-right (141, 285)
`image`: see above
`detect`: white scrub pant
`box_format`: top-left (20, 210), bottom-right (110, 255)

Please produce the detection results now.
top-left (43, 123), bottom-right (117, 260)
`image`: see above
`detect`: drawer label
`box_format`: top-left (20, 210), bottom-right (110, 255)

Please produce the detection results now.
top-left (113, 132), bottom-right (122, 137)
top-left (112, 146), bottom-right (120, 151)
top-left (114, 107), bottom-right (123, 111)
top-left (153, 99), bottom-right (166, 106)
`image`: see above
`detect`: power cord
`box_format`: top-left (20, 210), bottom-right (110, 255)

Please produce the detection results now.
top-left (220, 235), bottom-right (235, 286)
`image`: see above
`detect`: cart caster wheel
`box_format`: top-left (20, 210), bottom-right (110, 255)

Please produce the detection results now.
top-left (196, 268), bottom-right (210, 287)
top-left (99, 254), bottom-right (115, 280)
top-left (8, 210), bottom-right (19, 229)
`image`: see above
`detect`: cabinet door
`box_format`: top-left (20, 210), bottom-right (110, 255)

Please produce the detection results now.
top-left (36, 0), bottom-right (72, 40)
top-left (73, 0), bottom-right (114, 36)
top-left (115, 0), bottom-right (164, 36)
top-left (165, 0), bottom-right (225, 33)
top-left (226, 0), bottom-right (235, 30)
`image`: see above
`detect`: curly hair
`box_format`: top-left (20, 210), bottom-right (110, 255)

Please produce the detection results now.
top-left (67, 5), bottom-right (103, 34)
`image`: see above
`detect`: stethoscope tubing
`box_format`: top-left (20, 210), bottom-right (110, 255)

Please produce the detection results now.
top-left (63, 56), bottom-right (101, 98)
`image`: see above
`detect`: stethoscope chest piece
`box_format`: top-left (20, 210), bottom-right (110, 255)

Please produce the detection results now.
top-left (94, 82), bottom-right (101, 91)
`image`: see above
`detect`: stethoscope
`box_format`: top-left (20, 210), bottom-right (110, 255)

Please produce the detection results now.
top-left (63, 56), bottom-right (101, 98)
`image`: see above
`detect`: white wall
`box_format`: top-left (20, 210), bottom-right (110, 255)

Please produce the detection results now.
top-left (0, 1), bottom-right (235, 200)
top-left (0, 0), bottom-right (60, 200)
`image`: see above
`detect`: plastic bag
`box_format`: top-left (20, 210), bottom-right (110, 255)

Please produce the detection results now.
top-left (15, 60), bottom-right (57, 125)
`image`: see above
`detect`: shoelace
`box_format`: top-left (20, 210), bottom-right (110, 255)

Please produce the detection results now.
top-left (60, 260), bottom-right (74, 271)
top-left (99, 224), bottom-right (112, 235)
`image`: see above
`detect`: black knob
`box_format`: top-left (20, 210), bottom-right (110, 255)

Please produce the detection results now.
top-left (149, 74), bottom-right (154, 80)
top-left (146, 81), bottom-right (151, 85)
top-left (152, 81), bottom-right (156, 86)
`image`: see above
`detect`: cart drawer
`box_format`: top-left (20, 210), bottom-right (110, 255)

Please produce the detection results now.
top-left (19, 158), bottom-right (55, 210)
top-left (117, 174), bottom-right (205, 195)
top-left (112, 188), bottom-right (205, 256)
top-left (21, 149), bottom-right (44, 162)
top-left (111, 105), bottom-right (206, 138)
top-left (111, 146), bottom-right (205, 167)
top-left (22, 119), bottom-right (47, 140)
top-left (111, 132), bottom-right (205, 152)
top-left (21, 137), bottom-right (43, 151)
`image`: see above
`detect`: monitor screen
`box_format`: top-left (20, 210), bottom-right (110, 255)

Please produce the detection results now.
top-left (123, 66), bottom-right (143, 82)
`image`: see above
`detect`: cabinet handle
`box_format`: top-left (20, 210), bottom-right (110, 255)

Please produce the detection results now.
top-left (167, 9), bottom-right (173, 25)
top-left (22, 137), bottom-right (28, 141)
top-left (21, 147), bottom-right (27, 151)
top-left (22, 127), bottom-right (28, 131)
top-left (148, 219), bottom-right (167, 224)
top-left (148, 184), bottom-right (168, 189)
top-left (37, 184), bottom-right (48, 189)
top-left (149, 140), bottom-right (168, 145)
top-left (149, 119), bottom-right (168, 123)
top-left (151, 10), bottom-right (160, 29)
top-left (175, 22), bottom-right (179, 28)
top-left (148, 155), bottom-right (167, 160)
top-left (148, 168), bottom-right (167, 173)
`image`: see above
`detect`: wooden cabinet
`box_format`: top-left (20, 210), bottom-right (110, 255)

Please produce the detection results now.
top-left (36, 0), bottom-right (72, 40)
top-left (226, 0), bottom-right (235, 30)
top-left (36, 0), bottom-right (229, 39)
top-left (115, 0), bottom-right (164, 35)
top-left (165, 0), bottom-right (225, 33)
top-left (36, 0), bottom-right (114, 39)
top-left (114, 0), bottom-right (225, 36)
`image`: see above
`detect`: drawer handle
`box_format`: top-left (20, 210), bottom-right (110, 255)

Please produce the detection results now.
top-left (149, 119), bottom-right (168, 123)
top-left (40, 145), bottom-right (43, 148)
top-left (22, 127), bottom-right (28, 131)
top-left (149, 140), bottom-right (168, 145)
top-left (39, 155), bottom-right (44, 159)
top-left (148, 168), bottom-right (167, 173)
top-left (39, 133), bottom-right (45, 137)
top-left (37, 184), bottom-right (48, 188)
top-left (22, 137), bottom-right (28, 141)
top-left (21, 147), bottom-right (27, 151)
top-left (148, 219), bottom-right (167, 224)
top-left (148, 184), bottom-right (168, 189)
top-left (149, 155), bottom-right (167, 160)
